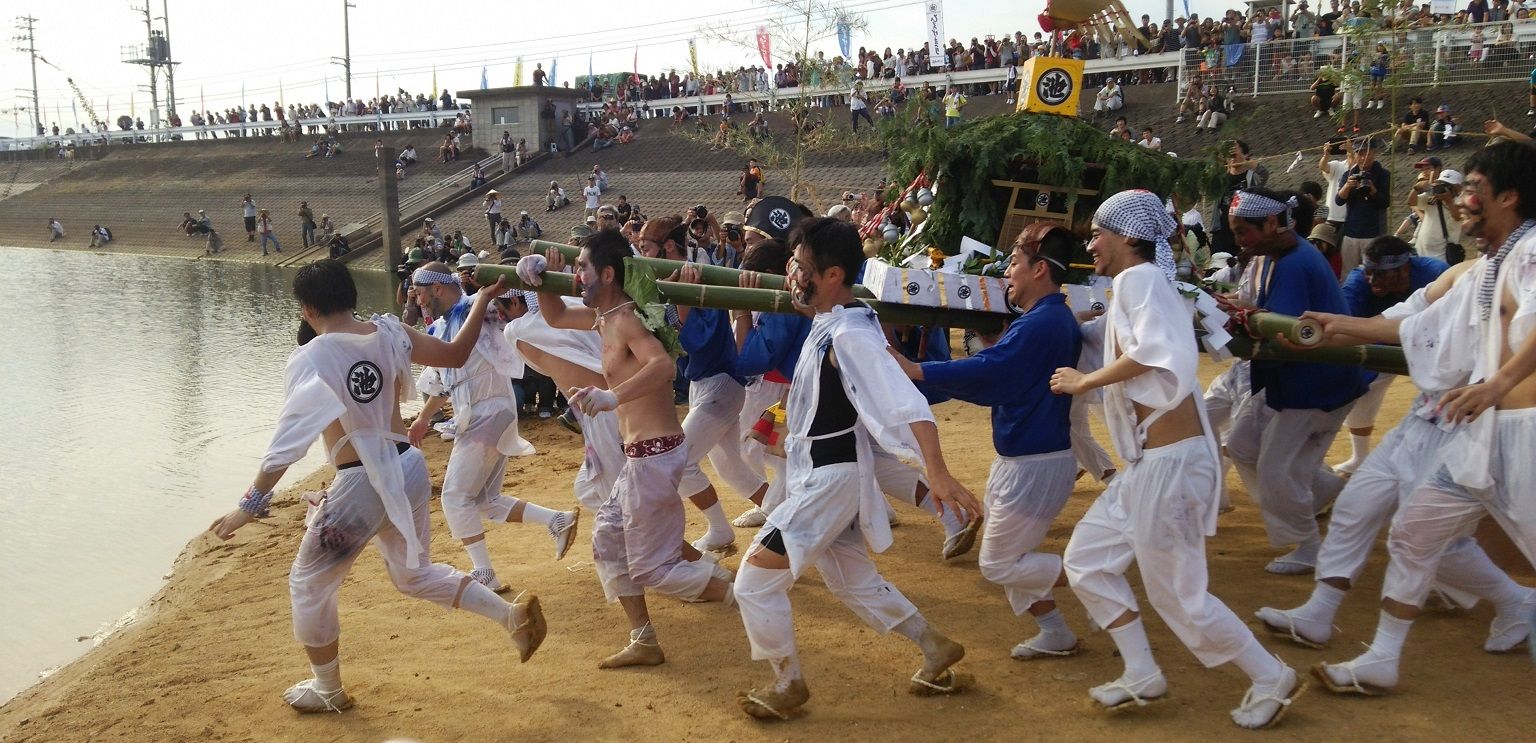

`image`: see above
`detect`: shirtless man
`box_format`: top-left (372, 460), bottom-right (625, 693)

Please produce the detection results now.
top-left (517, 228), bottom-right (733, 665)
top-left (1309, 140), bottom-right (1536, 695)
top-left (209, 261), bottom-right (544, 713)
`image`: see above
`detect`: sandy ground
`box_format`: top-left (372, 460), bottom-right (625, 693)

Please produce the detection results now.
top-left (3, 360), bottom-right (1533, 743)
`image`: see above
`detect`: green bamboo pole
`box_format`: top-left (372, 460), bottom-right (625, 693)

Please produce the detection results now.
top-left (1224, 334), bottom-right (1408, 376)
top-left (475, 262), bottom-right (1012, 333)
top-left (1243, 312), bottom-right (1325, 348)
top-left (527, 240), bottom-right (880, 299)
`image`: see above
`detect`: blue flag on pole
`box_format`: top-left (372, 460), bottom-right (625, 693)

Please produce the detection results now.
top-left (480, 65), bottom-right (488, 90)
top-left (837, 18), bottom-right (851, 59)
top-left (589, 53), bottom-right (594, 89)
top-left (550, 56), bottom-right (558, 87)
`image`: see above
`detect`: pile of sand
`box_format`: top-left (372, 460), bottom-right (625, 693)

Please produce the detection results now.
top-left (3, 362), bottom-right (1531, 741)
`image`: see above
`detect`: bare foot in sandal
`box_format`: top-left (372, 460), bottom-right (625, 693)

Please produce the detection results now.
top-left (910, 631), bottom-right (966, 696)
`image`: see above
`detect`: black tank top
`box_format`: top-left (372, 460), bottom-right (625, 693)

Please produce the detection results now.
top-left (808, 348), bottom-right (858, 466)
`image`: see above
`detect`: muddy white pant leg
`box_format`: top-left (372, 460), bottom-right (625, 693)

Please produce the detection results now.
top-left (815, 527), bottom-right (920, 634)
top-left (1382, 474), bottom-right (1488, 608)
top-left (977, 453), bottom-right (1078, 614)
top-left (1064, 489), bottom-right (1141, 630)
top-left (735, 559), bottom-right (798, 660)
top-left (1315, 448), bottom-right (1402, 583)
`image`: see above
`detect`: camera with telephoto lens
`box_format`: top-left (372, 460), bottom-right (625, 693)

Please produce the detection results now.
top-left (396, 263), bottom-right (413, 281)
top-left (1431, 182), bottom-right (1450, 195)
top-left (726, 225), bottom-right (742, 241)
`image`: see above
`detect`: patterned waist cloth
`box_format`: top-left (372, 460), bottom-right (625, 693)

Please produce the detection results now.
top-left (623, 433), bottom-right (685, 458)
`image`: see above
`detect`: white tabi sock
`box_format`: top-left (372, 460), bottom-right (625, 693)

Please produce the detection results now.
top-left (1231, 638), bottom-right (1286, 685)
top-left (514, 499), bottom-right (558, 527)
top-left (465, 540), bottom-right (494, 571)
top-left (1367, 611), bottom-right (1412, 660)
top-left (1298, 581), bottom-right (1347, 624)
top-left (310, 657), bottom-right (343, 694)
top-left (457, 580), bottom-right (514, 624)
top-left (700, 501), bottom-right (734, 543)
top-left (1034, 607), bottom-right (1072, 639)
top-left (1107, 619), bottom-right (1159, 680)
top-left (1349, 433), bottom-right (1373, 462)
top-left (925, 492), bottom-right (965, 537)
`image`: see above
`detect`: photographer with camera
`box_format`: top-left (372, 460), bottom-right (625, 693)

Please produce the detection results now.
top-left (394, 247), bottom-right (429, 325)
top-left (1332, 138), bottom-right (1390, 277)
top-left (686, 204), bottom-right (722, 246)
top-left (719, 212), bottom-right (747, 268)
top-left (1410, 167), bottom-right (1466, 264)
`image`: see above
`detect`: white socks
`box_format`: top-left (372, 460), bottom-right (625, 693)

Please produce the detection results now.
top-left (701, 501), bottom-right (734, 538)
top-left (1367, 611), bottom-right (1412, 659)
top-left (457, 580), bottom-right (514, 624)
top-left (1090, 619), bottom-right (1167, 707)
top-left (310, 657), bottom-right (343, 694)
top-left (465, 540), bottom-right (493, 571)
top-left (1349, 433), bottom-right (1372, 463)
top-left (1322, 611), bottom-right (1409, 691)
top-left (1229, 641), bottom-right (1297, 729)
top-left (1013, 607), bottom-right (1078, 658)
top-left (1107, 618), bottom-right (1160, 680)
top-left (1231, 639), bottom-right (1286, 686)
top-left (1266, 539), bottom-right (1320, 575)
top-left (515, 499), bottom-right (558, 527)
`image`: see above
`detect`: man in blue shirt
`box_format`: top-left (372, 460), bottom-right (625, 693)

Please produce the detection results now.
top-left (1225, 188), bottom-right (1370, 575)
top-left (1333, 236), bottom-right (1448, 474)
top-left (891, 224), bottom-right (1084, 659)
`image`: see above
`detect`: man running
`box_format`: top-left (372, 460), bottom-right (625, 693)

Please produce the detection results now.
top-left (209, 261), bottom-right (545, 713)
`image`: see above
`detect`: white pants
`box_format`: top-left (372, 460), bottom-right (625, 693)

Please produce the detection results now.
top-left (440, 405), bottom-right (518, 539)
top-left (290, 447), bottom-right (470, 647)
top-left (679, 373), bottom-right (768, 499)
top-left (1203, 361), bottom-right (1252, 445)
top-left (1343, 374), bottom-right (1395, 430)
top-left (1069, 397), bottom-right (1115, 481)
top-left (736, 463), bottom-right (920, 661)
top-left (1383, 409), bottom-right (1536, 608)
top-left (978, 451), bottom-right (1078, 614)
top-left (1228, 401), bottom-right (1351, 546)
top-left (1094, 97), bottom-right (1122, 113)
top-left (572, 409), bottom-right (638, 602)
top-left (598, 438), bottom-right (713, 601)
top-left (1065, 437), bottom-right (1255, 667)
top-left (739, 378), bottom-right (788, 483)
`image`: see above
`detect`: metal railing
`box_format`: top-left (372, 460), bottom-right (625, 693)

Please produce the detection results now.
top-left (2, 108), bottom-right (470, 152)
top-left (576, 52), bottom-right (1185, 117)
top-left (1176, 20), bottom-right (1536, 101)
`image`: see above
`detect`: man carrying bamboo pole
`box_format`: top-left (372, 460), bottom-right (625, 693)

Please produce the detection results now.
top-left (1221, 187), bottom-right (1370, 575)
top-left (733, 218), bottom-right (982, 720)
top-left (1255, 252), bottom-right (1533, 653)
top-left (407, 263), bottom-right (580, 593)
top-left (209, 261), bottom-right (546, 713)
top-left (638, 216), bottom-right (764, 552)
top-left (1050, 191), bottom-right (1302, 729)
top-left (1309, 141), bottom-right (1536, 696)
top-left (890, 223), bottom-right (1085, 661)
top-left (516, 229), bottom-right (735, 653)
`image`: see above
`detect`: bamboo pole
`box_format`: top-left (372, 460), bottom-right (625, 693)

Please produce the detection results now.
top-left (1224, 335), bottom-right (1408, 376)
top-left (475, 262), bottom-right (1013, 333)
top-left (1243, 311), bottom-right (1325, 348)
top-left (527, 240), bottom-right (879, 299)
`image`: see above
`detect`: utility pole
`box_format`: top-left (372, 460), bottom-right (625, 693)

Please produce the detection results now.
top-left (162, 0), bottom-right (176, 118)
top-left (14, 15), bottom-right (41, 135)
top-left (331, 0), bottom-right (356, 101)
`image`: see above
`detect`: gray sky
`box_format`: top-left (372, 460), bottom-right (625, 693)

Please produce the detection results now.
top-left (2, 0), bottom-right (1218, 138)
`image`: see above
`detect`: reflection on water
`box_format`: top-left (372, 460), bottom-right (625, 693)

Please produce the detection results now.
top-left (0, 247), bottom-right (397, 702)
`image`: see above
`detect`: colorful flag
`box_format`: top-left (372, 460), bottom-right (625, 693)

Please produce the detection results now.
top-left (588, 52), bottom-right (593, 89)
top-left (689, 38), bottom-right (699, 77)
top-left (756, 26), bottom-right (772, 68)
top-left (515, 56), bottom-right (524, 86)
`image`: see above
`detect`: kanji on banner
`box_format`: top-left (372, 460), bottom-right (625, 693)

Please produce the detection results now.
top-left (925, 0), bottom-right (945, 68)
top-left (756, 26), bottom-right (773, 68)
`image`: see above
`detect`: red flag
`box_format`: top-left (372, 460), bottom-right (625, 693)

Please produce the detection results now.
top-left (756, 27), bottom-right (772, 68)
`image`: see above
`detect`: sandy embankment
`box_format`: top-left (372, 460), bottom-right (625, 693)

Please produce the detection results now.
top-left (3, 363), bottom-right (1532, 742)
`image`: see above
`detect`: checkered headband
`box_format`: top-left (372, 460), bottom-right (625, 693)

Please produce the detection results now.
top-left (1229, 190), bottom-right (1297, 228)
top-left (1093, 190), bottom-right (1177, 281)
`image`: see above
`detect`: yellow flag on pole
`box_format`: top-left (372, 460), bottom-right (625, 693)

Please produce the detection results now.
top-left (515, 56), bottom-right (524, 86)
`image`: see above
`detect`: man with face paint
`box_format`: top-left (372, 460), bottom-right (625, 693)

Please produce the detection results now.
top-left (1050, 190), bottom-right (1303, 729)
top-left (1305, 140), bottom-right (1536, 697)
top-left (1255, 239), bottom-right (1532, 654)
top-left (407, 262), bottom-right (580, 593)
top-left (889, 223), bottom-right (1086, 660)
top-left (1221, 187), bottom-right (1370, 576)
top-left (732, 217), bottom-right (982, 720)
top-left (516, 229), bottom-right (734, 665)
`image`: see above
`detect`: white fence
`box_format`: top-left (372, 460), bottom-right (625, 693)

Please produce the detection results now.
top-left (2, 108), bottom-right (468, 152)
top-left (1176, 20), bottom-right (1536, 100)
